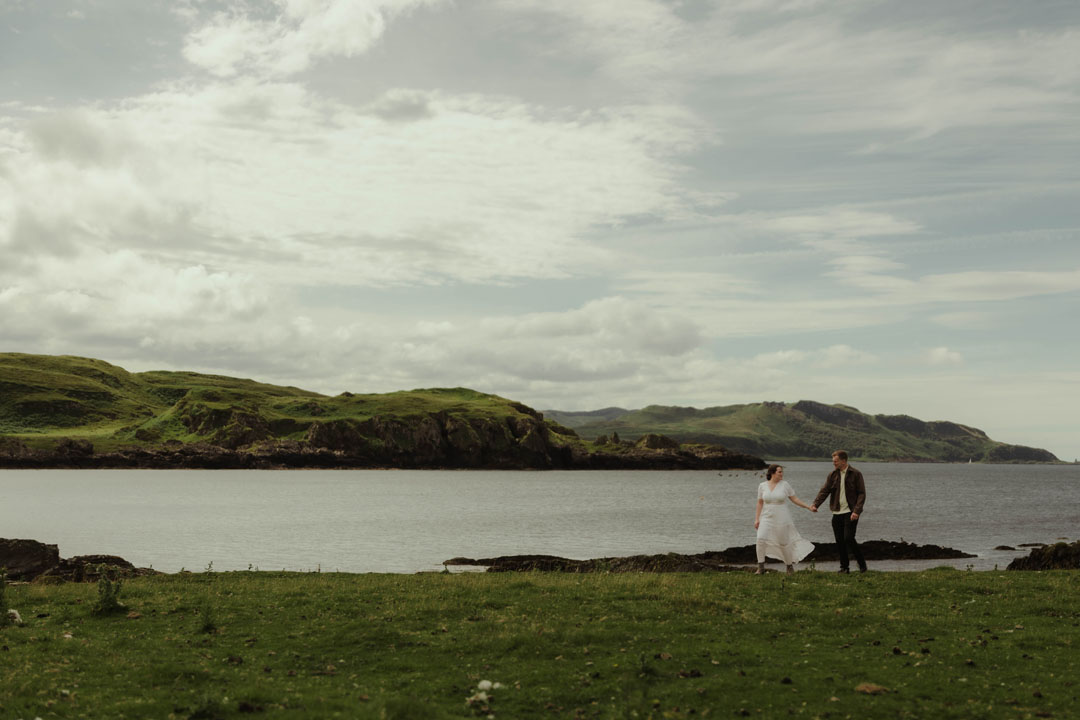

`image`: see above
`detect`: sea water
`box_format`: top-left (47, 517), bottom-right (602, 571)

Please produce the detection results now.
top-left (1, 462), bottom-right (1076, 573)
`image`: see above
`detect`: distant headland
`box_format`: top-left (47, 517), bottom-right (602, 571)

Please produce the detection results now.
top-left (543, 400), bottom-right (1060, 464)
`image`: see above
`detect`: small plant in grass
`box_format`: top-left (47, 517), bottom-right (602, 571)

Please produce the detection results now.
top-left (93, 565), bottom-right (126, 615)
top-left (188, 692), bottom-right (227, 720)
top-left (0, 567), bottom-right (7, 627)
top-left (199, 595), bottom-right (217, 634)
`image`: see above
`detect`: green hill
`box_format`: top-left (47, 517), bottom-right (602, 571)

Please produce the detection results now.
top-left (544, 400), bottom-right (1058, 463)
top-left (0, 353), bottom-right (763, 470)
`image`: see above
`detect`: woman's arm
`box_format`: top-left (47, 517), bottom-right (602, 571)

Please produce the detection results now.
top-left (754, 498), bottom-right (763, 529)
top-left (788, 494), bottom-right (811, 511)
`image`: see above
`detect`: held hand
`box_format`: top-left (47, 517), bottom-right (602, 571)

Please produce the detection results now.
top-left (851, 512), bottom-right (859, 521)
top-left (810, 505), bottom-right (818, 513)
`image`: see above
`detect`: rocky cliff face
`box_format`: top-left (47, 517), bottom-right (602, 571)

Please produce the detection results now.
top-left (986, 444), bottom-right (1058, 463)
top-left (301, 410), bottom-right (574, 468)
top-left (0, 416), bottom-right (765, 471)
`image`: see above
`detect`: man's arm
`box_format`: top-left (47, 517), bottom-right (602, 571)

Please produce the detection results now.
top-left (810, 476), bottom-right (832, 512)
top-left (851, 470), bottom-right (866, 518)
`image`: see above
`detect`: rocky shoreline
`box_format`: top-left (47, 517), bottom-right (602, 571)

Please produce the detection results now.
top-left (0, 432), bottom-right (766, 472)
top-left (6, 538), bottom-right (1076, 582)
top-left (444, 539), bottom-right (978, 572)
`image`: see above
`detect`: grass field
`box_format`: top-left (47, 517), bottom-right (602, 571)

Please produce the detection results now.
top-left (2, 569), bottom-right (1077, 719)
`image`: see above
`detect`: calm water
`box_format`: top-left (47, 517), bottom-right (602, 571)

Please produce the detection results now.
top-left (1, 462), bottom-right (1077, 573)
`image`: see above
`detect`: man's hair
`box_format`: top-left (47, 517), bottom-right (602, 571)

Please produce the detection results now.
top-left (832, 450), bottom-right (849, 461)
top-left (766, 464), bottom-right (782, 480)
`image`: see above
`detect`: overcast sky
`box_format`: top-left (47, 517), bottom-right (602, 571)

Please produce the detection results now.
top-left (1, 0), bottom-right (1078, 460)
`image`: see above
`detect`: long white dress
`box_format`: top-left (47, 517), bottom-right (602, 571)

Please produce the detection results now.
top-left (756, 480), bottom-right (815, 563)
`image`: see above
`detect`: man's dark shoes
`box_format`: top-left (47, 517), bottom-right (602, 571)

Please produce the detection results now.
top-left (837, 568), bottom-right (850, 574)
top-left (858, 565), bottom-right (868, 573)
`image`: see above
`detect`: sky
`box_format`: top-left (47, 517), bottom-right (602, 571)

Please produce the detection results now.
top-left (1, 0), bottom-right (1078, 461)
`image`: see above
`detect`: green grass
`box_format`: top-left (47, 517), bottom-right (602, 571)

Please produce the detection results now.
top-left (2, 570), bottom-right (1077, 719)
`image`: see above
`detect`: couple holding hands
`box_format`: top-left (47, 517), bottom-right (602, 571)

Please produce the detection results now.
top-left (753, 450), bottom-right (867, 574)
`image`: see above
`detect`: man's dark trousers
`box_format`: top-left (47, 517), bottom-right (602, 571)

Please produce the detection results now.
top-left (831, 512), bottom-right (866, 571)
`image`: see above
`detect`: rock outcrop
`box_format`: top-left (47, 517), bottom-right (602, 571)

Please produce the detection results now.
top-left (0, 538), bottom-right (60, 580)
top-left (0, 538), bottom-right (157, 582)
top-left (635, 433), bottom-right (681, 450)
top-left (1007, 541), bottom-right (1080, 570)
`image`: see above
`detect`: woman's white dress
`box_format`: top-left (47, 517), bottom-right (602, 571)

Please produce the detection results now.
top-left (757, 480), bottom-right (815, 563)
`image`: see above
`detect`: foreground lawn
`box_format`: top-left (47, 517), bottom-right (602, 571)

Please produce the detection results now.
top-left (2, 569), bottom-right (1077, 719)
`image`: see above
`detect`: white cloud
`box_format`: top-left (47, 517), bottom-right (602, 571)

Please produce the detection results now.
top-left (311, 296), bottom-right (705, 392)
top-left (757, 208), bottom-right (921, 240)
top-left (816, 344), bottom-right (878, 369)
top-left (828, 255), bottom-right (906, 275)
top-left (913, 269), bottom-right (1080, 303)
top-left (924, 346), bottom-right (964, 366)
top-left (1, 80), bottom-right (709, 286)
top-left (183, 0), bottom-right (445, 78)
top-left (753, 349), bottom-right (807, 367)
top-left (753, 344), bottom-right (876, 370)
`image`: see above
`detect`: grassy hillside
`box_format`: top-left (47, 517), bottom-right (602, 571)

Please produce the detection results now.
top-left (0, 353), bottom-right (564, 452)
top-left (0, 353), bottom-right (763, 470)
top-left (2, 569), bottom-right (1077, 719)
top-left (545, 399), bottom-right (1059, 463)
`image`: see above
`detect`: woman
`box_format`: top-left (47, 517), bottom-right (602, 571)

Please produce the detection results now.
top-left (754, 464), bottom-right (814, 574)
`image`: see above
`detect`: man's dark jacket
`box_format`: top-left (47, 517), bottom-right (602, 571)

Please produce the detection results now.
top-left (813, 465), bottom-right (866, 516)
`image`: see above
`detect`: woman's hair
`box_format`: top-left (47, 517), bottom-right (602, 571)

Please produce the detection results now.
top-left (766, 464), bottom-right (782, 480)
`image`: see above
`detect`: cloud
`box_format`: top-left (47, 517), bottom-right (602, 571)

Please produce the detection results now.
top-left (924, 346), bottom-right (964, 366)
top-left (756, 208), bottom-right (921, 240)
top-left (753, 344), bottom-right (877, 370)
top-left (0, 248), bottom-right (270, 359)
top-left (506, 0), bottom-right (1080, 140)
top-left (1, 80), bottom-right (710, 286)
top-left (752, 349), bottom-right (808, 368)
top-left (828, 255), bottom-right (906, 275)
top-left (930, 311), bottom-right (995, 330)
top-left (816, 344), bottom-right (878, 368)
top-left (25, 109), bottom-right (136, 166)
top-left (366, 88), bottom-right (436, 122)
top-left (312, 296), bottom-right (705, 392)
top-left (832, 267), bottom-right (1080, 305)
top-left (183, 0), bottom-right (445, 78)
top-left (616, 271), bottom-right (762, 298)
top-left (913, 269), bottom-right (1080, 303)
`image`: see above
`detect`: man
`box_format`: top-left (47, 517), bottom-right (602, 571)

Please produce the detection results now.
top-left (810, 450), bottom-right (867, 573)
